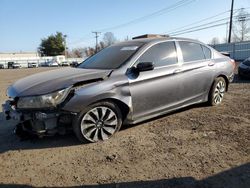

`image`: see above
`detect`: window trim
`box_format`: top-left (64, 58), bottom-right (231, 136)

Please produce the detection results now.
top-left (178, 40), bottom-right (208, 63)
top-left (129, 40), bottom-right (181, 69)
top-left (176, 40), bottom-right (214, 64)
top-left (201, 45), bottom-right (212, 60)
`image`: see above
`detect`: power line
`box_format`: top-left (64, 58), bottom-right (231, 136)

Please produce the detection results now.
top-left (168, 17), bottom-right (230, 35)
top-left (68, 4), bottom-right (250, 47)
top-left (166, 12), bottom-right (250, 36)
top-left (97, 0), bottom-right (196, 32)
top-left (164, 8), bottom-right (248, 35)
top-left (171, 18), bottom-right (250, 36)
top-left (68, 0), bottom-right (196, 46)
top-left (171, 22), bottom-right (229, 36)
top-left (164, 10), bottom-right (230, 34)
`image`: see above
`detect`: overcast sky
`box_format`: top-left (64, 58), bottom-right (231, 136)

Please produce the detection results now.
top-left (0, 0), bottom-right (249, 52)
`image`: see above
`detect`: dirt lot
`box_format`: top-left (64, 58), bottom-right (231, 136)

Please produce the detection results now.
top-left (0, 67), bottom-right (249, 188)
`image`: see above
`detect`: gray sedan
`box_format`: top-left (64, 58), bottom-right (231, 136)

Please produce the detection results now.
top-left (2, 37), bottom-right (235, 143)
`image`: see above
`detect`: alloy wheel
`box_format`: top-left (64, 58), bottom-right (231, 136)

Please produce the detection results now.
top-left (80, 106), bottom-right (118, 142)
top-left (213, 80), bottom-right (226, 104)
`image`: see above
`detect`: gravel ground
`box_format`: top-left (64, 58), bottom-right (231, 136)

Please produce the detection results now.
top-left (0, 67), bottom-right (249, 188)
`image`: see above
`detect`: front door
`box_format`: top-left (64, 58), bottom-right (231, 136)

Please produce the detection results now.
top-left (128, 41), bottom-right (183, 121)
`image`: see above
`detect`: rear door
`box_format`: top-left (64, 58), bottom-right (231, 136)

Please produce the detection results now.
top-left (176, 41), bottom-right (214, 103)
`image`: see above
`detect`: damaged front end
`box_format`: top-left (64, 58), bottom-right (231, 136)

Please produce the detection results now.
top-left (2, 88), bottom-right (76, 137)
top-left (2, 67), bottom-right (116, 139)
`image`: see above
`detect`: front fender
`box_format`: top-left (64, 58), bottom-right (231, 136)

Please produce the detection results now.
top-left (62, 77), bottom-right (132, 115)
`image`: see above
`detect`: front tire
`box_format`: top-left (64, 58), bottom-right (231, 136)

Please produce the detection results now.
top-left (208, 77), bottom-right (226, 106)
top-left (73, 101), bottom-right (122, 143)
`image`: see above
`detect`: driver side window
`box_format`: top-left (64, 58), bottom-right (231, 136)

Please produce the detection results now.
top-left (137, 42), bottom-right (178, 68)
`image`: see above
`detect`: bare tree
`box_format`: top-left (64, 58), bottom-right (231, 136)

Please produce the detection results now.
top-left (81, 33), bottom-right (116, 57)
top-left (233, 8), bottom-right (250, 42)
top-left (67, 48), bottom-right (85, 58)
top-left (84, 47), bottom-right (95, 57)
top-left (103, 32), bottom-right (117, 46)
top-left (73, 48), bottom-right (85, 58)
top-left (99, 41), bottom-right (105, 50)
top-left (209, 37), bottom-right (220, 45)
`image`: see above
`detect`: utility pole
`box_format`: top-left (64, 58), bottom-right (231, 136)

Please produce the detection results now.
top-left (63, 34), bottom-right (67, 58)
top-left (228, 0), bottom-right (234, 43)
top-left (92, 31), bottom-right (101, 53)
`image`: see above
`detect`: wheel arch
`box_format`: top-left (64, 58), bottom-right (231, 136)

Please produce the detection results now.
top-left (89, 98), bottom-right (131, 121)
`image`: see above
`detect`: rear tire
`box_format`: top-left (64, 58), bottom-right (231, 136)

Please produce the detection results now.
top-left (208, 77), bottom-right (226, 106)
top-left (73, 101), bottom-right (122, 143)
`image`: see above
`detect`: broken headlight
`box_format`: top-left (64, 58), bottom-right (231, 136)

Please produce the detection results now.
top-left (17, 88), bottom-right (70, 109)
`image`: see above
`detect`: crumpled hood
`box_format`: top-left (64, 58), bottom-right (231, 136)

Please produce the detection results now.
top-left (8, 67), bottom-right (112, 97)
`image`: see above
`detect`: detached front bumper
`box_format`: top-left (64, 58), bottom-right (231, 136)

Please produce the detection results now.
top-left (2, 100), bottom-right (75, 136)
top-left (2, 100), bottom-right (21, 121)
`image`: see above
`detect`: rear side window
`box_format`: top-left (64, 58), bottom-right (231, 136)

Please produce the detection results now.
top-left (179, 41), bottom-right (205, 62)
top-left (202, 45), bottom-right (212, 59)
top-left (137, 42), bottom-right (177, 67)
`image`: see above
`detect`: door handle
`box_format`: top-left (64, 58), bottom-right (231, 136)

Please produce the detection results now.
top-left (208, 62), bottom-right (215, 66)
top-left (173, 69), bottom-right (183, 74)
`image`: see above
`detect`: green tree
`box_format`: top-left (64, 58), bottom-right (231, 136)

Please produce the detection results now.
top-left (38, 32), bottom-right (66, 56)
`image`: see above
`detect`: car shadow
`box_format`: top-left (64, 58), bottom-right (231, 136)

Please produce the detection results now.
top-left (121, 102), bottom-right (210, 131)
top-left (0, 102), bottom-right (211, 154)
top-left (0, 112), bottom-right (81, 154)
top-left (0, 162), bottom-right (249, 188)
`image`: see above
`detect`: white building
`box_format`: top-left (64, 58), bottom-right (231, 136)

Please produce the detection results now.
top-left (0, 52), bottom-right (66, 68)
top-left (0, 52), bottom-right (85, 68)
top-left (0, 52), bottom-right (39, 59)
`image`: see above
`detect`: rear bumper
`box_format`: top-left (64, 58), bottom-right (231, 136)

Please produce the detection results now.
top-left (228, 72), bottom-right (234, 82)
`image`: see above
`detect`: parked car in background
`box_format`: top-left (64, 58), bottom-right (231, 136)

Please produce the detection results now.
top-left (61, 61), bottom-right (70, 66)
top-left (39, 61), bottom-right (59, 67)
top-left (28, 62), bottom-right (38, 68)
top-left (7, 62), bottom-right (14, 69)
top-left (70, 61), bottom-right (79, 67)
top-left (48, 61), bottom-right (59, 67)
top-left (2, 37), bottom-right (235, 143)
top-left (12, 63), bottom-right (21, 69)
top-left (238, 57), bottom-right (250, 79)
top-left (0, 64), bottom-right (4, 69)
top-left (39, 62), bottom-right (49, 67)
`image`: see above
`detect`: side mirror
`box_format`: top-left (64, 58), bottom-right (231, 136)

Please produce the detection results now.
top-left (136, 62), bottom-right (154, 72)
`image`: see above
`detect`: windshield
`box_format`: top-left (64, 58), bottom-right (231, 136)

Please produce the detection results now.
top-left (243, 58), bottom-right (250, 66)
top-left (78, 42), bottom-right (144, 69)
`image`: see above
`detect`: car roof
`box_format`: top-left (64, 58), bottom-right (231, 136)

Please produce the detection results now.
top-left (114, 37), bottom-right (206, 46)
